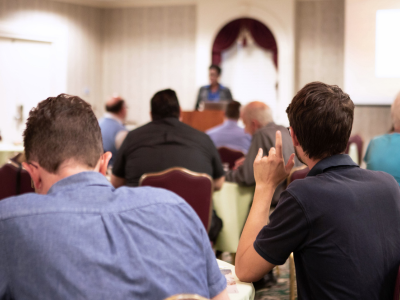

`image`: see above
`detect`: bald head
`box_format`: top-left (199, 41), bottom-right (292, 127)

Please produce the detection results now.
top-left (241, 101), bottom-right (273, 135)
top-left (105, 96), bottom-right (127, 120)
top-left (392, 92), bottom-right (400, 131)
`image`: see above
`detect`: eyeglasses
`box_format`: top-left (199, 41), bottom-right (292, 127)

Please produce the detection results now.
top-left (286, 127), bottom-right (291, 136)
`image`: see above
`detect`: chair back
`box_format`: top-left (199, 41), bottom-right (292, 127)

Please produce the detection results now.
top-left (345, 134), bottom-right (363, 165)
top-left (287, 165), bottom-right (309, 187)
top-left (393, 264), bottom-right (400, 300)
top-left (0, 163), bottom-right (34, 201)
top-left (139, 167), bottom-right (213, 230)
top-left (218, 147), bottom-right (245, 170)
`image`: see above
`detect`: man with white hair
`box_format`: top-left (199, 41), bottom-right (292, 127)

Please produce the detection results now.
top-left (226, 101), bottom-right (298, 205)
top-left (364, 92), bottom-right (400, 185)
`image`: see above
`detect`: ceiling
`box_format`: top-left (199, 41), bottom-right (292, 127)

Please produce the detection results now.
top-left (49, 0), bottom-right (196, 8)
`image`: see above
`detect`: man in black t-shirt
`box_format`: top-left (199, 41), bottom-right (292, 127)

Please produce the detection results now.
top-left (111, 89), bottom-right (225, 190)
top-left (235, 82), bottom-right (400, 299)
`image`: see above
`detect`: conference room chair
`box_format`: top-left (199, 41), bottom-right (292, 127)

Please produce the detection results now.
top-left (139, 167), bottom-right (213, 231)
top-left (287, 165), bottom-right (310, 187)
top-left (0, 162), bottom-right (34, 201)
top-left (217, 147), bottom-right (245, 170)
top-left (345, 134), bottom-right (363, 165)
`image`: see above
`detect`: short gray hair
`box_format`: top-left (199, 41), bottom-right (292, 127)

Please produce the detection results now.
top-left (392, 92), bottom-right (400, 130)
top-left (242, 101), bottom-right (273, 127)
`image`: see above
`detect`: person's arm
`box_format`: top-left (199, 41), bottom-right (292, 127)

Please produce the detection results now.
top-left (213, 176), bottom-right (225, 191)
top-left (235, 131), bottom-right (295, 282)
top-left (211, 288), bottom-right (229, 300)
top-left (115, 130), bottom-right (128, 150)
top-left (111, 174), bottom-right (126, 188)
top-left (111, 133), bottom-right (128, 187)
top-left (195, 87), bottom-right (204, 110)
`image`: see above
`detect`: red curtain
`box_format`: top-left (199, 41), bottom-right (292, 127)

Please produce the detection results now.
top-left (211, 18), bottom-right (278, 69)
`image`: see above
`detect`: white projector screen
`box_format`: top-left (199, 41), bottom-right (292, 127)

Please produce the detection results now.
top-left (345, 0), bottom-right (400, 105)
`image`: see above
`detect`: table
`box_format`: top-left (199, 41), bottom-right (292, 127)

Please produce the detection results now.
top-left (0, 143), bottom-right (24, 166)
top-left (217, 259), bottom-right (255, 300)
top-left (213, 182), bottom-right (254, 253)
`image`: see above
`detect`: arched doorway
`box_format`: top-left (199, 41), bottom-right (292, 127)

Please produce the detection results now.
top-left (211, 18), bottom-right (278, 111)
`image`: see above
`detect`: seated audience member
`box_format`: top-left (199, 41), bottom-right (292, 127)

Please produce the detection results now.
top-left (364, 93), bottom-right (400, 185)
top-left (206, 101), bottom-right (252, 153)
top-left (0, 94), bottom-right (228, 300)
top-left (235, 82), bottom-right (400, 299)
top-left (225, 101), bottom-right (298, 205)
top-left (98, 96), bottom-right (128, 166)
top-left (111, 89), bottom-right (225, 190)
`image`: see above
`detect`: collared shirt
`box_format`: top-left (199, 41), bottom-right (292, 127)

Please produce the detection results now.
top-left (113, 118), bottom-right (225, 186)
top-left (0, 172), bottom-right (226, 300)
top-left (226, 122), bottom-right (299, 204)
top-left (364, 133), bottom-right (400, 185)
top-left (254, 154), bottom-right (400, 300)
top-left (99, 114), bottom-right (127, 166)
top-left (206, 120), bottom-right (252, 154)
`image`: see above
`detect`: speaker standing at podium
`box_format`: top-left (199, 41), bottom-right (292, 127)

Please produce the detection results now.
top-left (195, 65), bottom-right (233, 110)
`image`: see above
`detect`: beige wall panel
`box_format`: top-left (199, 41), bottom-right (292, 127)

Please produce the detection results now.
top-left (295, 0), bottom-right (344, 91)
top-left (102, 5), bottom-right (196, 126)
top-left (0, 0), bottom-right (103, 112)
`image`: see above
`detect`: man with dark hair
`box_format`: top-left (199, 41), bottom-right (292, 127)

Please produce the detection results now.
top-left (235, 82), bottom-right (400, 299)
top-left (0, 94), bottom-right (228, 300)
top-left (111, 88), bottom-right (225, 190)
top-left (99, 96), bottom-right (128, 166)
top-left (195, 65), bottom-right (233, 110)
top-left (206, 100), bottom-right (251, 153)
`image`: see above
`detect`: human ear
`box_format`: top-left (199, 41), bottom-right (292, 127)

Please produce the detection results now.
top-left (22, 162), bottom-right (42, 192)
top-left (98, 152), bottom-right (112, 175)
top-left (290, 127), bottom-right (300, 147)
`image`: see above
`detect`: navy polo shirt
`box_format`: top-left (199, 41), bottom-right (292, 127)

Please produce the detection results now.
top-left (254, 154), bottom-right (400, 299)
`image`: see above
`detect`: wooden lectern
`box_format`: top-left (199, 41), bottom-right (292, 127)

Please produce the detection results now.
top-left (181, 110), bottom-right (225, 132)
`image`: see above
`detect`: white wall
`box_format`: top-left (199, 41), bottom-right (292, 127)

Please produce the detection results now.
top-left (344, 0), bottom-right (400, 104)
top-left (0, 0), bottom-right (103, 112)
top-left (196, 0), bottom-right (295, 126)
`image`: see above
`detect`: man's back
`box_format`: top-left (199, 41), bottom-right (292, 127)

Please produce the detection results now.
top-left (0, 172), bottom-right (226, 300)
top-left (255, 155), bottom-right (400, 299)
top-left (113, 118), bottom-right (224, 186)
top-left (206, 120), bottom-right (251, 153)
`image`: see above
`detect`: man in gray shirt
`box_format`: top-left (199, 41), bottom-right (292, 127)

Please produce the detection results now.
top-left (226, 101), bottom-right (299, 205)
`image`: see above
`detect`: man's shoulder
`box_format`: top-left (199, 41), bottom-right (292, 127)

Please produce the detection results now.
top-left (286, 167), bottom-right (400, 202)
top-left (0, 186), bottom-right (189, 222)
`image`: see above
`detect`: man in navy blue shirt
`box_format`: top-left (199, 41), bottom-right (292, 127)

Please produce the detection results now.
top-left (0, 94), bottom-right (228, 300)
top-left (235, 82), bottom-right (400, 299)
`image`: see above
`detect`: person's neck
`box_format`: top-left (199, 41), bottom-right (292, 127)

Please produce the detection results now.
top-left (106, 112), bottom-right (124, 123)
top-left (226, 118), bottom-right (238, 123)
top-left (42, 162), bottom-right (94, 194)
top-left (305, 158), bottom-right (322, 171)
top-left (210, 83), bottom-right (219, 90)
